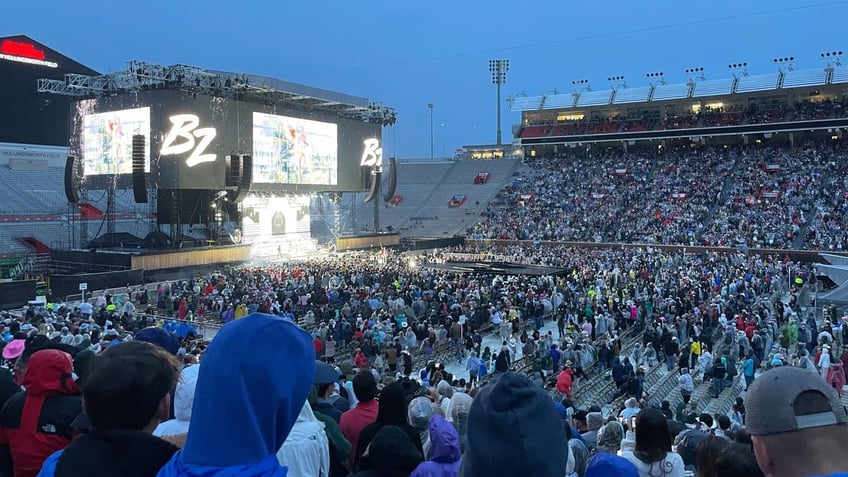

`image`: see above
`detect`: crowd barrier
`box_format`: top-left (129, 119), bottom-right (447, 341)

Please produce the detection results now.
top-left (461, 239), bottom-right (847, 263)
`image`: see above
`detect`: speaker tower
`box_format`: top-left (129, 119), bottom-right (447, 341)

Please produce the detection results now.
top-left (132, 134), bottom-right (148, 203)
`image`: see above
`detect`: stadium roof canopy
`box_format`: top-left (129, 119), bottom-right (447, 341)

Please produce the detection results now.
top-left (37, 61), bottom-right (397, 125)
top-left (510, 65), bottom-right (846, 113)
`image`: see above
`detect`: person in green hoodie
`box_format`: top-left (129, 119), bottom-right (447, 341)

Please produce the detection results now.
top-left (312, 361), bottom-right (352, 477)
top-left (787, 319), bottom-right (799, 349)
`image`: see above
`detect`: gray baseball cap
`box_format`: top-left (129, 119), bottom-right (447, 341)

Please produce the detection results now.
top-left (746, 366), bottom-right (847, 436)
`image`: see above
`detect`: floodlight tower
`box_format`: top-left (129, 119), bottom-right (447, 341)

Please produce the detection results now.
top-left (489, 59), bottom-right (509, 145)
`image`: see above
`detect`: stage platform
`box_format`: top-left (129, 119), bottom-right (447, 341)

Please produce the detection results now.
top-left (52, 244), bottom-right (251, 273)
top-left (426, 261), bottom-right (568, 277)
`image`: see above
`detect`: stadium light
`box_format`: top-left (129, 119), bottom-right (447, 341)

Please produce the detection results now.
top-left (571, 79), bottom-right (591, 92)
top-left (489, 59), bottom-right (509, 145)
top-left (773, 56), bottom-right (795, 72)
top-left (820, 50), bottom-right (843, 67)
top-left (607, 76), bottom-right (626, 89)
top-left (727, 62), bottom-right (749, 76)
top-left (645, 72), bottom-right (666, 85)
top-left (684, 67), bottom-right (706, 82)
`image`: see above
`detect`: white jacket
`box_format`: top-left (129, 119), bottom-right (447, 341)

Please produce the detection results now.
top-left (819, 350), bottom-right (832, 369)
top-left (620, 431), bottom-right (685, 477)
top-left (678, 372), bottom-right (694, 393)
top-left (153, 364), bottom-right (199, 437)
top-left (277, 403), bottom-right (330, 477)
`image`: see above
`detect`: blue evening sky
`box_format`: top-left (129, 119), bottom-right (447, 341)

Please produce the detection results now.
top-left (5, 0), bottom-right (846, 158)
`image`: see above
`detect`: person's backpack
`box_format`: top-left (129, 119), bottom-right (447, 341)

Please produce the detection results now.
top-left (726, 360), bottom-right (737, 378)
top-left (713, 360), bottom-right (727, 380)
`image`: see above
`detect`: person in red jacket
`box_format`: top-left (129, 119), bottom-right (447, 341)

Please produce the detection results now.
top-left (0, 348), bottom-right (81, 477)
top-left (353, 348), bottom-right (368, 370)
top-left (556, 361), bottom-right (574, 399)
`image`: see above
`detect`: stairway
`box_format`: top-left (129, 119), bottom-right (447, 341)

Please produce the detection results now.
top-left (696, 154), bottom-right (741, 244)
top-left (791, 202), bottom-right (820, 249)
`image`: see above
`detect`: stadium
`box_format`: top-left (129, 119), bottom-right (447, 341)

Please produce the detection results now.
top-left (0, 27), bottom-right (846, 477)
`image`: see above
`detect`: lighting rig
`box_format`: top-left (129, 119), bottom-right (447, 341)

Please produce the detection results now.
top-left (37, 61), bottom-right (397, 125)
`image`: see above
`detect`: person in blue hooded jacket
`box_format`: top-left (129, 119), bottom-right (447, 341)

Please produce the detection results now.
top-left (156, 312), bottom-right (315, 477)
top-left (410, 414), bottom-right (461, 477)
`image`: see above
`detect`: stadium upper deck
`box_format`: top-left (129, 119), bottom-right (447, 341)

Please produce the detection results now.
top-left (512, 63), bottom-right (848, 149)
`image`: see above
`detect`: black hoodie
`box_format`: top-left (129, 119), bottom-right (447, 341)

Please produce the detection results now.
top-left (354, 382), bottom-right (423, 470)
top-left (352, 426), bottom-right (423, 477)
top-left (48, 429), bottom-right (178, 477)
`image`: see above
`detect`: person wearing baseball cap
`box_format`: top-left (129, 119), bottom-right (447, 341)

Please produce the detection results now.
top-left (313, 361), bottom-right (345, 423)
top-left (307, 361), bottom-right (350, 477)
top-left (746, 366), bottom-right (848, 477)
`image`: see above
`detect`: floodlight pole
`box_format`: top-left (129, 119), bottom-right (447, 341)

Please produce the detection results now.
top-left (489, 59), bottom-right (509, 145)
top-left (428, 103), bottom-right (435, 160)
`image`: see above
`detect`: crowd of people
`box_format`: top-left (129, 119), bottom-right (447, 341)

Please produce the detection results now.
top-left (0, 239), bottom-right (840, 476)
top-left (468, 139), bottom-right (848, 251)
top-left (0, 298), bottom-right (841, 477)
top-left (521, 98), bottom-right (848, 138)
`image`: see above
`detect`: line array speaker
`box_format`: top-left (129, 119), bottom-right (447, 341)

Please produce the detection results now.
top-left (132, 134), bottom-right (148, 203)
top-left (226, 155), bottom-right (241, 187)
top-left (227, 154), bottom-right (252, 204)
top-left (64, 155), bottom-right (79, 204)
top-left (363, 168), bottom-right (382, 203)
top-left (382, 157), bottom-right (397, 203)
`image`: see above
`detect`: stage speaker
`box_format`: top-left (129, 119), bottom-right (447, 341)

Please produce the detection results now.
top-left (363, 169), bottom-right (382, 203)
top-left (227, 154), bottom-right (252, 204)
top-left (64, 155), bottom-right (79, 204)
top-left (225, 154), bottom-right (241, 187)
top-left (132, 134), bottom-right (148, 203)
top-left (383, 157), bottom-right (397, 203)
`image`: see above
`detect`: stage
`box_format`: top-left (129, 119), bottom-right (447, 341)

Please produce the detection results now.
top-left (52, 244), bottom-right (251, 273)
top-left (426, 261), bottom-right (569, 277)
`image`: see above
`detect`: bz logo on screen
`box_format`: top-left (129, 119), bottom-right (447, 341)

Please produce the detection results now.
top-left (161, 114), bottom-right (217, 167)
top-left (360, 139), bottom-right (382, 167)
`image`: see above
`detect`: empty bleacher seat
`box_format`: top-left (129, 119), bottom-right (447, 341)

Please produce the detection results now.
top-left (651, 82), bottom-right (690, 101)
top-left (543, 94), bottom-right (575, 109)
top-left (613, 86), bottom-right (651, 104)
top-left (576, 90), bottom-right (612, 107)
top-left (782, 68), bottom-right (827, 88)
top-left (736, 73), bottom-right (780, 93)
top-left (0, 168), bottom-right (67, 215)
top-left (692, 78), bottom-right (734, 98)
top-left (832, 66), bottom-right (848, 84)
top-left (510, 96), bottom-right (544, 111)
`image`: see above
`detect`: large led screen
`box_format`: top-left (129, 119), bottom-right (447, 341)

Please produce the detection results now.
top-left (71, 91), bottom-right (249, 189)
top-left (241, 195), bottom-right (310, 243)
top-left (252, 112), bottom-right (338, 185)
top-left (82, 107), bottom-right (150, 175)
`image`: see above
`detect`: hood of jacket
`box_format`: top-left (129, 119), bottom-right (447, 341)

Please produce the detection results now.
top-left (428, 415), bottom-right (461, 464)
top-left (24, 349), bottom-right (78, 396)
top-left (157, 454), bottom-right (286, 477)
top-left (377, 381), bottom-right (410, 426)
top-left (367, 425), bottom-right (423, 476)
top-left (174, 365), bottom-right (200, 422)
top-left (164, 313), bottom-right (314, 473)
top-left (461, 372), bottom-right (567, 477)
